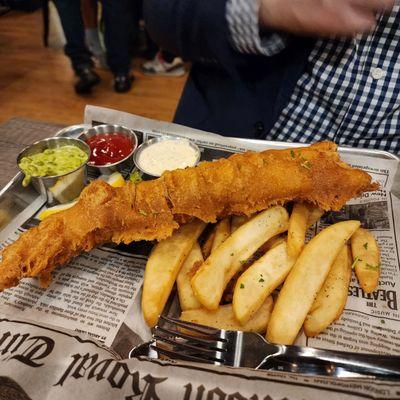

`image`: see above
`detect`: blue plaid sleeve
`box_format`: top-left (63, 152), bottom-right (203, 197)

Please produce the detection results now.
top-left (226, 0), bottom-right (287, 56)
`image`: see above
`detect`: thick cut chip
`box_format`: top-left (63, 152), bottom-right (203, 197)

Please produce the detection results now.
top-left (267, 220), bottom-right (361, 345)
top-left (259, 234), bottom-right (287, 254)
top-left (287, 203), bottom-right (310, 258)
top-left (177, 242), bottom-right (203, 311)
top-left (191, 206), bottom-right (289, 310)
top-left (201, 226), bottom-right (216, 259)
top-left (233, 241), bottom-right (296, 325)
top-left (304, 245), bottom-right (352, 337)
top-left (307, 207), bottom-right (324, 228)
top-left (142, 219), bottom-right (206, 326)
top-left (231, 215), bottom-right (251, 233)
top-left (351, 228), bottom-right (381, 293)
top-left (180, 296), bottom-right (273, 333)
top-left (211, 218), bottom-right (231, 252)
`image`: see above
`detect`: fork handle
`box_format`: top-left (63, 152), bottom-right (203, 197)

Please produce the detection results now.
top-left (260, 345), bottom-right (400, 378)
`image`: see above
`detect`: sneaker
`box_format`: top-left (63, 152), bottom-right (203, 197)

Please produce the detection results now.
top-left (74, 68), bottom-right (101, 94)
top-left (141, 52), bottom-right (186, 77)
top-left (114, 74), bottom-right (134, 93)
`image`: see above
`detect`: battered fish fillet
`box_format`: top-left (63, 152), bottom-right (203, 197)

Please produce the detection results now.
top-left (0, 142), bottom-right (378, 290)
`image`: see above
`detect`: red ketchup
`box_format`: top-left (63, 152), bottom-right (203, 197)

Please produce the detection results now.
top-left (86, 133), bottom-right (133, 165)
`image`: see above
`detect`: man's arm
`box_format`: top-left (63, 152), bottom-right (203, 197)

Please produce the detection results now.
top-left (226, 0), bottom-right (287, 56)
top-left (259, 0), bottom-right (394, 37)
top-left (144, 0), bottom-right (394, 63)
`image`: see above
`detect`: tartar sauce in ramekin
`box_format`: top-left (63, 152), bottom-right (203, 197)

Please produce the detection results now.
top-left (137, 139), bottom-right (199, 176)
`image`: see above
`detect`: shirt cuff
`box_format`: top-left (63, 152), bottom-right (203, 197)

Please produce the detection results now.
top-left (226, 0), bottom-right (287, 56)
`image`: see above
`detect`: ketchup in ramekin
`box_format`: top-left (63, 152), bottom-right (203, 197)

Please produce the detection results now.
top-left (86, 133), bottom-right (134, 165)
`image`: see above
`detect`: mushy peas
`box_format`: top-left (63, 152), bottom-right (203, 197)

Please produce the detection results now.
top-left (19, 145), bottom-right (88, 186)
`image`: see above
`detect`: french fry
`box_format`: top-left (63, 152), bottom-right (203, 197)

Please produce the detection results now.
top-left (177, 242), bottom-right (203, 311)
top-left (142, 219), bottom-right (206, 327)
top-left (233, 241), bottom-right (296, 325)
top-left (258, 234), bottom-right (286, 254)
top-left (211, 218), bottom-right (231, 252)
top-left (304, 245), bottom-right (352, 337)
top-left (266, 220), bottom-right (361, 345)
top-left (191, 206), bottom-right (289, 310)
top-left (307, 207), bottom-right (324, 228)
top-left (180, 296), bottom-right (273, 333)
top-left (287, 203), bottom-right (310, 258)
top-left (231, 215), bottom-right (251, 233)
top-left (201, 227), bottom-right (215, 259)
top-left (351, 228), bottom-right (381, 293)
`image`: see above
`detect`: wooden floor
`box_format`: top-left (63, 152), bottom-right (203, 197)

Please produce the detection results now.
top-left (0, 9), bottom-right (185, 126)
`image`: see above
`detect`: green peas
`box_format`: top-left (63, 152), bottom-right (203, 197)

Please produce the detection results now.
top-left (19, 145), bottom-right (88, 186)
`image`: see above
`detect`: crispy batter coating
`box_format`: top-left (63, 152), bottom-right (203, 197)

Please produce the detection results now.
top-left (0, 142), bottom-right (378, 290)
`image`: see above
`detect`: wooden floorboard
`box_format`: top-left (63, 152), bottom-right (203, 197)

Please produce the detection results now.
top-left (0, 9), bottom-right (185, 126)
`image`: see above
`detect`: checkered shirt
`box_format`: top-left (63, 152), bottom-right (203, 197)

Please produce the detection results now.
top-left (226, 0), bottom-right (400, 154)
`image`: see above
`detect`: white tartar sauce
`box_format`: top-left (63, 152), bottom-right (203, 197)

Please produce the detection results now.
top-left (138, 139), bottom-right (199, 176)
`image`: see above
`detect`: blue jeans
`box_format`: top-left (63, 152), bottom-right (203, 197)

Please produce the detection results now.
top-left (53, 0), bottom-right (132, 75)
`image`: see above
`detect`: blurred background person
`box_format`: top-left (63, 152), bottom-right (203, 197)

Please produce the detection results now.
top-left (81, 0), bottom-right (108, 69)
top-left (130, 0), bottom-right (185, 78)
top-left (53, 0), bottom-right (133, 94)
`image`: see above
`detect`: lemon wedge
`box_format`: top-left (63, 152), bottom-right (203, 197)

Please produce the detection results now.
top-left (104, 172), bottom-right (126, 188)
top-left (39, 172), bottom-right (125, 221)
top-left (38, 200), bottom-right (78, 221)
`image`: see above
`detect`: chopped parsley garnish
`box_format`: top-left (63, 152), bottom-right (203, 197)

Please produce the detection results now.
top-left (259, 278), bottom-right (265, 283)
top-left (290, 150), bottom-right (296, 159)
top-left (240, 283), bottom-right (245, 289)
top-left (363, 242), bottom-right (368, 250)
top-left (139, 209), bottom-right (147, 216)
top-left (230, 252), bottom-right (234, 257)
top-left (129, 170), bottom-right (143, 184)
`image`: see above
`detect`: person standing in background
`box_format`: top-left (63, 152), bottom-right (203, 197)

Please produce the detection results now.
top-left (80, 0), bottom-right (108, 69)
top-left (129, 0), bottom-right (185, 77)
top-left (53, 0), bottom-right (133, 94)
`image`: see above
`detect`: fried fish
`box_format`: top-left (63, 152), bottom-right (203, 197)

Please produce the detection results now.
top-left (0, 142), bottom-right (378, 290)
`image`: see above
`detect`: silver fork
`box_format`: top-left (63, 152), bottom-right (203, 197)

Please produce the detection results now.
top-left (145, 316), bottom-right (400, 379)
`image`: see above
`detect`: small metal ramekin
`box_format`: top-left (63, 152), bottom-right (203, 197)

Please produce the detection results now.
top-left (133, 136), bottom-right (201, 178)
top-left (17, 137), bottom-right (90, 206)
top-left (78, 124), bottom-right (138, 175)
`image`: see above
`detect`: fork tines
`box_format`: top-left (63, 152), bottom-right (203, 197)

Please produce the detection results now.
top-left (152, 316), bottom-right (227, 365)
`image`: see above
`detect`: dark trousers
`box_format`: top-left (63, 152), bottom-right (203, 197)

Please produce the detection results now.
top-left (53, 0), bottom-right (131, 75)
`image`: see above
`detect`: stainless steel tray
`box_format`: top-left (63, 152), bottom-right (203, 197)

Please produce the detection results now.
top-left (0, 124), bottom-right (399, 381)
